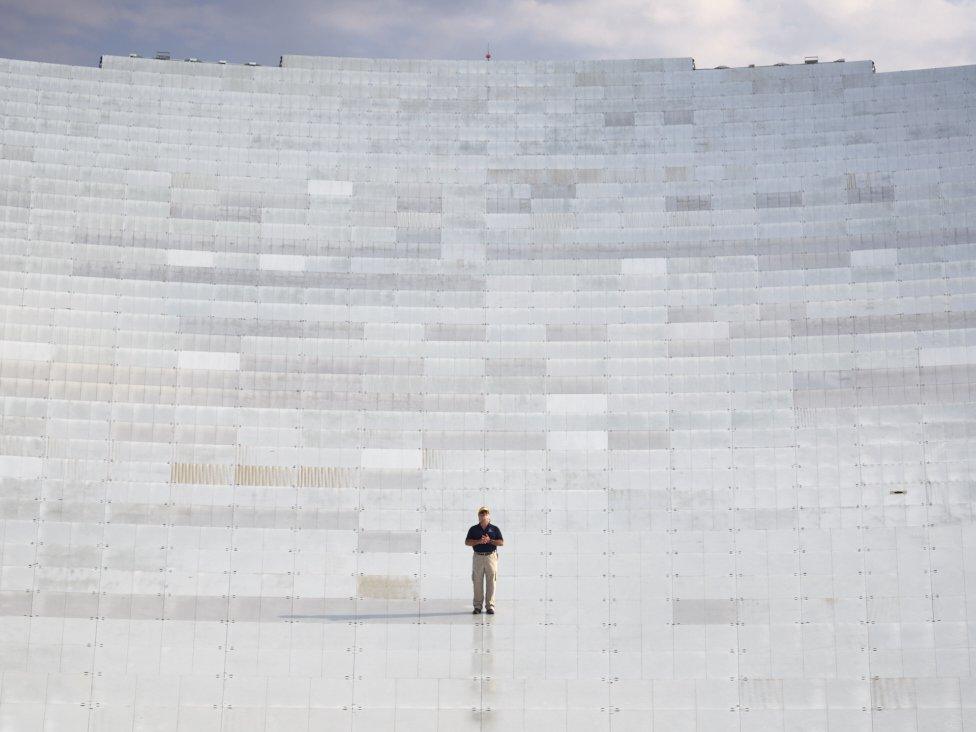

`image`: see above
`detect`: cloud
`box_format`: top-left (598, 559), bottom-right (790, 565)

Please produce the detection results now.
top-left (0, 0), bottom-right (973, 71)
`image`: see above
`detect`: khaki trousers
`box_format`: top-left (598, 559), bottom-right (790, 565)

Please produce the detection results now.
top-left (472, 552), bottom-right (498, 609)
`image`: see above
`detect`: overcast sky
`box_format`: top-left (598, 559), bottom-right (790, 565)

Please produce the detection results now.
top-left (0, 0), bottom-right (974, 72)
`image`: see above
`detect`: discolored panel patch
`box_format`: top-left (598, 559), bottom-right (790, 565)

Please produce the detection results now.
top-left (234, 464), bottom-right (296, 487)
top-left (672, 599), bottom-right (738, 625)
top-left (356, 575), bottom-right (418, 600)
top-left (358, 530), bottom-right (421, 553)
top-left (170, 462), bottom-right (232, 485)
top-left (298, 466), bottom-right (356, 489)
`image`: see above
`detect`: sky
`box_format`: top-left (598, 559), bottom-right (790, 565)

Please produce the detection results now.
top-left (0, 0), bottom-right (974, 72)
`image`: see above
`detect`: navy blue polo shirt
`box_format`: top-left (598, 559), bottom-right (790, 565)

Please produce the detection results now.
top-left (466, 523), bottom-right (503, 554)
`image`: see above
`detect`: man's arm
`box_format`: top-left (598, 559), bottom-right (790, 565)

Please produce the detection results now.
top-left (490, 528), bottom-right (504, 547)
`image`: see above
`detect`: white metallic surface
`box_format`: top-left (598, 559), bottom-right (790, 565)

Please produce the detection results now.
top-left (0, 53), bottom-right (974, 730)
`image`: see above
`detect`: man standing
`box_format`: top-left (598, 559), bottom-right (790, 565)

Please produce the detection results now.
top-left (465, 506), bottom-right (504, 614)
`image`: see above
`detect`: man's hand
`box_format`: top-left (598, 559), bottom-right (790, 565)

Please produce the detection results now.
top-left (480, 534), bottom-right (491, 544)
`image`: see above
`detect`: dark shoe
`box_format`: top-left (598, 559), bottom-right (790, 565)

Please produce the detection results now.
top-left (472, 607), bottom-right (482, 614)
top-left (486, 608), bottom-right (495, 615)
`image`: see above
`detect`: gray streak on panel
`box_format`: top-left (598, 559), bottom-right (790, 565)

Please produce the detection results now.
top-left (672, 599), bottom-right (738, 625)
top-left (665, 194), bottom-right (712, 212)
